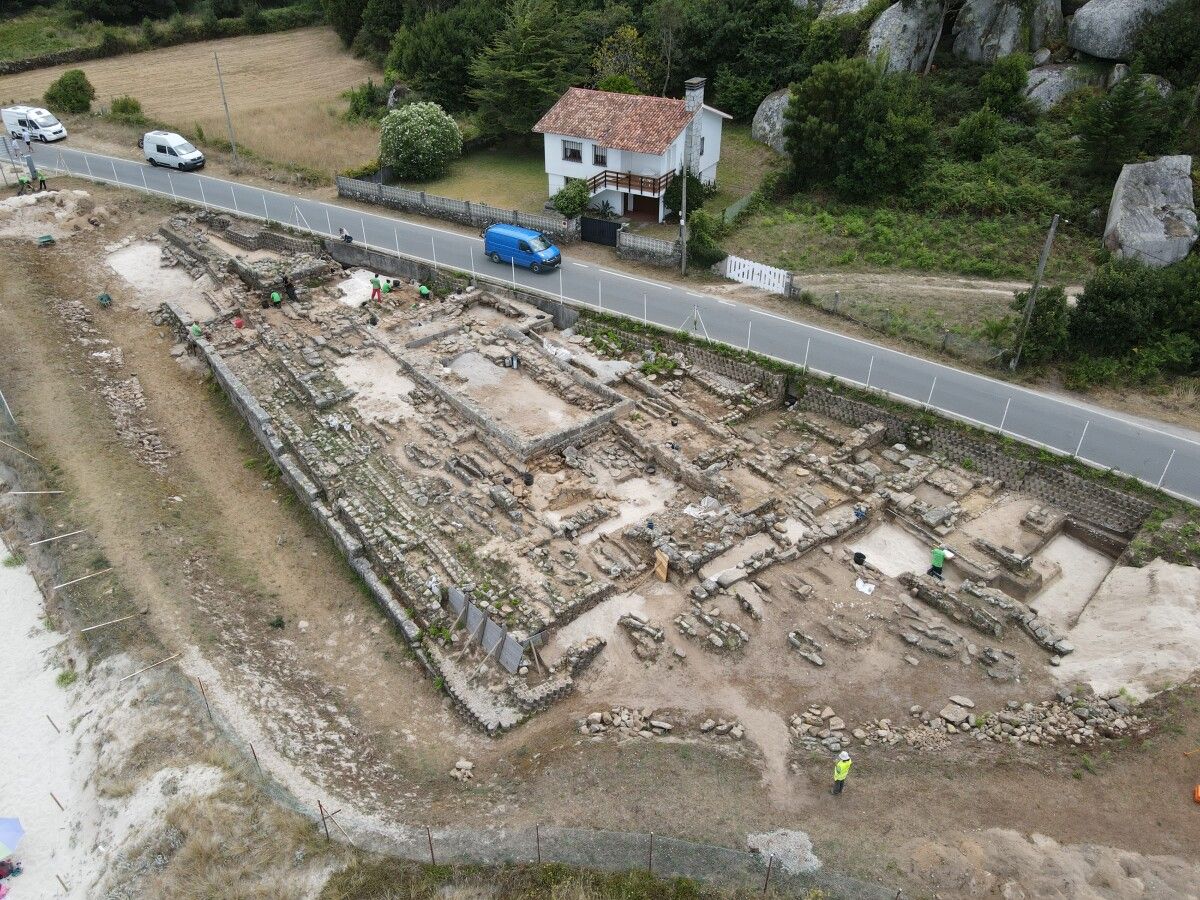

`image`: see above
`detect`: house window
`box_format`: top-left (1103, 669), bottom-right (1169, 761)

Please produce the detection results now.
top-left (593, 145), bottom-right (607, 166)
top-left (562, 139), bottom-right (582, 162)
top-left (699, 135), bottom-right (706, 157)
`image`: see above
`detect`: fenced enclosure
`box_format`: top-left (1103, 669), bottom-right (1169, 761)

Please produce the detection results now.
top-left (335, 175), bottom-right (578, 243)
top-left (722, 193), bottom-right (755, 224)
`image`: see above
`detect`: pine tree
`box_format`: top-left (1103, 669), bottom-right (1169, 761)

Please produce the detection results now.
top-left (1074, 76), bottom-right (1152, 177)
top-left (469, 0), bottom-right (583, 139)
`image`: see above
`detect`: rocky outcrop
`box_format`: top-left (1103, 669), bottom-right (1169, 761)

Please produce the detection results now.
top-left (952, 0), bottom-right (1064, 62)
top-left (1103, 155), bottom-right (1198, 267)
top-left (952, 0), bottom-right (1023, 62)
top-left (817, 0), bottom-right (873, 18)
top-left (1023, 63), bottom-right (1105, 110)
top-left (751, 88), bottom-right (790, 155)
top-left (1067, 0), bottom-right (1173, 61)
top-left (867, 0), bottom-right (944, 73)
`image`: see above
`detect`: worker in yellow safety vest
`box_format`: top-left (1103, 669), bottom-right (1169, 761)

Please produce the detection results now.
top-left (833, 750), bottom-right (852, 795)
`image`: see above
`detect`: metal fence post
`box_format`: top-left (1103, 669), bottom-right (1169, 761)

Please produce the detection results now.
top-left (535, 824), bottom-right (542, 865)
top-left (763, 854), bottom-right (773, 895)
top-left (426, 826), bottom-right (436, 865)
top-left (648, 832), bottom-right (654, 874)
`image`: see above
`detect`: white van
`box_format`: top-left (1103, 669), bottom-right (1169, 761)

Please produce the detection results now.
top-left (140, 130), bottom-right (204, 170)
top-left (1, 106), bottom-right (68, 143)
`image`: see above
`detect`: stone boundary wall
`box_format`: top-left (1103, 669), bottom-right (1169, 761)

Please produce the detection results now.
top-left (796, 385), bottom-right (1153, 534)
top-left (615, 230), bottom-right (681, 267)
top-left (336, 175), bottom-right (580, 244)
top-left (219, 221), bottom-right (322, 256)
top-left (159, 301), bottom-right (430, 656)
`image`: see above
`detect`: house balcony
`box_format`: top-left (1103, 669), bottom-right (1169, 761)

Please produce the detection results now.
top-left (586, 169), bottom-right (674, 197)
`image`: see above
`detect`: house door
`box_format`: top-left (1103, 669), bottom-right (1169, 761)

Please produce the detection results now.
top-left (581, 216), bottom-right (619, 247)
top-left (629, 194), bottom-right (659, 219)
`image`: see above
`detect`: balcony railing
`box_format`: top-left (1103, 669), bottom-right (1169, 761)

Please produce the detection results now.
top-left (586, 169), bottom-right (674, 196)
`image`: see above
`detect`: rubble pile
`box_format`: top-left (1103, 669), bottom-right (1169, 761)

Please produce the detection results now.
top-left (579, 706), bottom-right (675, 738)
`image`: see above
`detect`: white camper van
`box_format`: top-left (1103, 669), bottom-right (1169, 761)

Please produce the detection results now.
top-left (1, 106), bottom-right (68, 143)
top-left (139, 130), bottom-right (205, 170)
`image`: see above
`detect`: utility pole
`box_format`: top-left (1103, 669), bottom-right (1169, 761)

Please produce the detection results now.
top-left (1011, 213), bottom-right (1060, 370)
top-left (214, 51), bottom-right (239, 171)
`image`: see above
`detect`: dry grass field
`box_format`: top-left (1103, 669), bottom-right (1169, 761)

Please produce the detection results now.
top-left (0, 27), bottom-right (382, 174)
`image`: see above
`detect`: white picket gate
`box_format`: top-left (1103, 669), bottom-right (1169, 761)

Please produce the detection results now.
top-left (719, 254), bottom-right (792, 295)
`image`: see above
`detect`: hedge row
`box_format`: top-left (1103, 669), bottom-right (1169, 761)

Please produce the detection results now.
top-left (0, 5), bottom-right (324, 76)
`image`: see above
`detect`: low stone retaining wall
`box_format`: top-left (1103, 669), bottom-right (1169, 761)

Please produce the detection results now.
top-left (796, 385), bottom-right (1154, 535)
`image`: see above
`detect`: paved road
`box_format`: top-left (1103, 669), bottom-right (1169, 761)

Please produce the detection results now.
top-left (25, 142), bottom-right (1200, 504)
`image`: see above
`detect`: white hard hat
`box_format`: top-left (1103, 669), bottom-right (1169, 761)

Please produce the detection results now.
top-left (838, 751), bottom-right (850, 761)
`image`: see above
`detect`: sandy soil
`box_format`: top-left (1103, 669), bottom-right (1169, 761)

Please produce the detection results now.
top-left (1054, 559), bottom-right (1200, 700)
top-left (849, 521), bottom-right (931, 579)
top-left (334, 349), bottom-right (417, 427)
top-left (448, 351), bottom-right (592, 437)
top-left (1027, 534), bottom-right (1114, 630)
top-left (106, 239), bottom-right (218, 322)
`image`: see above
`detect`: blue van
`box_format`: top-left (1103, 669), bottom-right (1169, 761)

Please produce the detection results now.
top-left (482, 223), bottom-right (561, 273)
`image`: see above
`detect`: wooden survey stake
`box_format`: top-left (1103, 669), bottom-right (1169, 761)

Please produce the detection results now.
top-left (654, 550), bottom-right (669, 582)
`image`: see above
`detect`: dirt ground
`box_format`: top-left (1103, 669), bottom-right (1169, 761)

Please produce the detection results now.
top-left (3, 184), bottom-right (1200, 897)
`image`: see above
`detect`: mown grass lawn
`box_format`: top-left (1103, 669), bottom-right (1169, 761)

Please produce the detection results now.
top-left (724, 198), bottom-right (1098, 282)
top-left (708, 123), bottom-right (785, 215)
top-left (395, 142), bottom-right (549, 213)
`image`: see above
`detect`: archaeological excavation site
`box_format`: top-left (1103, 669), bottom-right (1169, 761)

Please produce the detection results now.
top-left (3, 187), bottom-right (1200, 899)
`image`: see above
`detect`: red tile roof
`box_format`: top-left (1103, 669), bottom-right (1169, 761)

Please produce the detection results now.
top-left (533, 87), bottom-right (695, 156)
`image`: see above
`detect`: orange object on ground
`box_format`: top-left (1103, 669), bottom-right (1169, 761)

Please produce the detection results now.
top-left (1193, 784), bottom-right (1200, 804)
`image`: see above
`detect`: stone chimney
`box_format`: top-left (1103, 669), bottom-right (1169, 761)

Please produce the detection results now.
top-left (683, 77), bottom-right (705, 175)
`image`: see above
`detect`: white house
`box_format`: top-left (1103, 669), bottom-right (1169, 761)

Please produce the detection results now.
top-left (533, 78), bottom-right (730, 223)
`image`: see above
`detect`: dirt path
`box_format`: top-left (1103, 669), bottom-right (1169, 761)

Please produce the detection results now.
top-left (3, 188), bottom-right (1199, 896)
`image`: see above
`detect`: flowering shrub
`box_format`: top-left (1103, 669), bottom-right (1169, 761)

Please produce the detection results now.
top-left (379, 102), bottom-right (463, 180)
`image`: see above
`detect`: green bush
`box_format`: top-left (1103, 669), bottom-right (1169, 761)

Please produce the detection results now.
top-left (551, 179), bottom-right (590, 218)
top-left (979, 52), bottom-right (1031, 116)
top-left (785, 56), bottom-right (934, 199)
top-left (663, 170), bottom-right (713, 215)
top-left (686, 209), bottom-right (727, 268)
top-left (713, 65), bottom-right (771, 120)
top-left (952, 103), bottom-right (1002, 160)
top-left (44, 68), bottom-right (96, 113)
top-left (1134, 0), bottom-right (1200, 86)
top-left (343, 77), bottom-right (388, 121)
top-left (596, 73), bottom-right (639, 94)
top-left (379, 101), bottom-right (462, 179)
top-left (108, 93), bottom-right (146, 124)
top-left (341, 157), bottom-right (380, 179)
top-left (1072, 74), bottom-right (1175, 177)
top-left (1011, 284), bottom-right (1069, 365)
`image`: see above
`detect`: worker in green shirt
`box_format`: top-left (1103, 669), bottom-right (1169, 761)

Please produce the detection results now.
top-left (369, 273), bottom-right (382, 302)
top-left (418, 284), bottom-right (431, 298)
top-left (928, 545), bottom-right (954, 581)
top-left (189, 322), bottom-right (203, 339)
top-left (270, 290), bottom-right (282, 307)
top-left (833, 751), bottom-right (852, 795)
top-left (15, 172), bottom-right (31, 196)
top-left (35, 170), bottom-right (47, 191)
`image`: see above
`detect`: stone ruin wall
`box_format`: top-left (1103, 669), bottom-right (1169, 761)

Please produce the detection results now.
top-left (796, 385), bottom-right (1154, 535)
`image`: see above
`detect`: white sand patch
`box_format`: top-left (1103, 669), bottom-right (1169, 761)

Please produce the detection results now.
top-left (0, 538), bottom-right (78, 898)
top-left (700, 531), bottom-right (779, 582)
top-left (577, 476), bottom-right (678, 546)
top-left (335, 269), bottom-right (377, 307)
top-left (746, 829), bottom-right (821, 874)
top-left (333, 350), bottom-right (416, 425)
top-left (549, 591), bottom-right (649, 651)
top-left (0, 189), bottom-right (81, 240)
top-left (1053, 559), bottom-right (1200, 700)
top-left (106, 240), bottom-right (217, 322)
top-left (906, 828), bottom-right (1200, 899)
top-left (1028, 534), bottom-right (1114, 630)
top-left (849, 522), bottom-right (930, 578)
